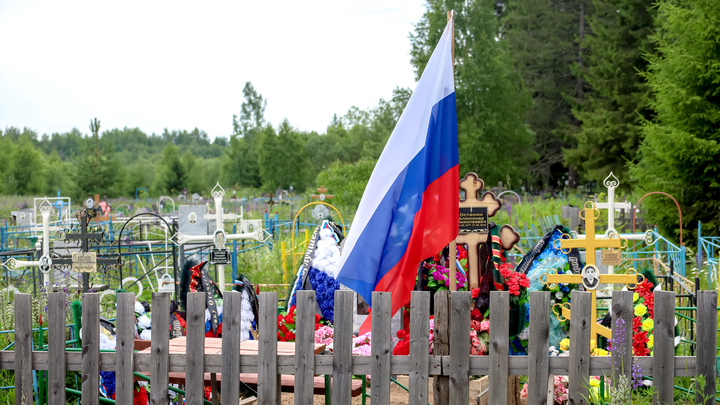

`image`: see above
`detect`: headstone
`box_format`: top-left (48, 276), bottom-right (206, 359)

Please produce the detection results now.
top-left (178, 205), bottom-right (208, 236)
top-left (12, 209), bottom-right (34, 226)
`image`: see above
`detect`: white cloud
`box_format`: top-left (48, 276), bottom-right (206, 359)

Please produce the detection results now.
top-left (0, 0), bottom-right (426, 138)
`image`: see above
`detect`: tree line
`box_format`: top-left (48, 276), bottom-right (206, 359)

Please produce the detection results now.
top-left (1, 0), bottom-right (719, 244)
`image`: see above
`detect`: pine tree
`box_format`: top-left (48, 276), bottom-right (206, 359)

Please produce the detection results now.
top-left (73, 119), bottom-right (124, 198)
top-left (410, 0), bottom-right (535, 187)
top-left (567, 0), bottom-right (655, 185)
top-left (504, 0), bottom-right (582, 188)
top-left (630, 0), bottom-right (720, 243)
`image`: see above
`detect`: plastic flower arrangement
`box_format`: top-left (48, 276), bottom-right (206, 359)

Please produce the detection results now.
top-left (352, 332), bottom-right (372, 356)
top-left (276, 305), bottom-right (323, 342)
top-left (420, 245), bottom-right (469, 293)
top-left (631, 279), bottom-right (655, 356)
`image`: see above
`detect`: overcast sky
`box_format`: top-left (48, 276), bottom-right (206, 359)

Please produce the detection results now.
top-left (0, 0), bottom-right (426, 139)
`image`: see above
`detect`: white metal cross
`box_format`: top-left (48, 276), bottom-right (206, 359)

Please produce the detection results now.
top-left (591, 173), bottom-right (633, 275)
top-left (171, 183), bottom-right (270, 291)
top-left (5, 198), bottom-right (54, 286)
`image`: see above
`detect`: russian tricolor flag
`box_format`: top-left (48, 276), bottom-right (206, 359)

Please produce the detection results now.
top-left (337, 19), bottom-right (458, 331)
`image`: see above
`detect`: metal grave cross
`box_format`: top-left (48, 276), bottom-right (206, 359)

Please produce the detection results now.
top-left (172, 183), bottom-right (270, 292)
top-left (449, 173), bottom-right (520, 290)
top-left (311, 186), bottom-right (334, 202)
top-left (5, 198), bottom-right (55, 287)
top-left (543, 201), bottom-right (640, 341)
top-left (52, 203), bottom-right (121, 292)
top-left (594, 172), bottom-right (632, 274)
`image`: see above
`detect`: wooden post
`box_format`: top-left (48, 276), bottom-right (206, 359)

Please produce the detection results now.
top-left (695, 290), bottom-right (718, 404)
top-left (332, 290), bottom-right (355, 405)
top-left (568, 291), bottom-right (591, 404)
top-left (489, 291), bottom-right (509, 405)
top-left (115, 293), bottom-right (136, 404)
top-left (186, 292), bottom-right (206, 403)
top-left (258, 292), bottom-right (280, 403)
top-left (48, 292), bottom-right (66, 405)
top-left (81, 293), bottom-right (100, 405)
top-left (222, 291), bottom-right (242, 405)
top-left (528, 292), bottom-right (550, 405)
top-left (449, 292), bottom-right (471, 404)
top-left (14, 294), bottom-right (32, 405)
top-left (653, 290), bottom-right (675, 405)
top-left (371, 291), bottom-right (391, 405)
top-left (295, 290), bottom-right (316, 404)
top-left (409, 291), bottom-right (430, 405)
top-left (433, 290), bottom-right (450, 405)
top-left (150, 293), bottom-right (170, 405)
top-left (610, 291), bottom-right (633, 387)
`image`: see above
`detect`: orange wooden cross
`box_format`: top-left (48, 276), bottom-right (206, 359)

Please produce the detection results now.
top-left (311, 186), bottom-right (334, 202)
top-left (544, 201), bottom-right (638, 340)
top-left (448, 173), bottom-right (519, 290)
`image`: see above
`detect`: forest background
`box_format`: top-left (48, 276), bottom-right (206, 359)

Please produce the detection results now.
top-left (1, 0), bottom-right (719, 246)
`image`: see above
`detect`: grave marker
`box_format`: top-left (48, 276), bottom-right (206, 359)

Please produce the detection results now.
top-left (543, 201), bottom-right (639, 341)
top-left (52, 206), bottom-right (121, 292)
top-left (172, 183), bottom-right (271, 292)
top-left (311, 186), bottom-right (334, 202)
top-left (448, 173), bottom-right (520, 290)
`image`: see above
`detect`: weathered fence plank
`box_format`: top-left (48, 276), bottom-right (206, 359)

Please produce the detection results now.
top-left (695, 290), bottom-right (718, 405)
top-left (371, 291), bottom-right (392, 405)
top-left (449, 291), bottom-right (470, 405)
top-left (222, 291), bottom-right (242, 405)
top-left (115, 293), bottom-right (136, 404)
top-left (568, 291), bottom-right (591, 405)
top-left (489, 291), bottom-right (509, 405)
top-left (332, 290), bottom-right (354, 405)
top-left (150, 293), bottom-right (170, 405)
top-left (258, 291), bottom-right (280, 404)
top-left (48, 292), bottom-right (66, 405)
top-left (653, 290), bottom-right (675, 405)
top-left (610, 290), bottom-right (633, 387)
top-left (295, 290), bottom-right (316, 405)
top-left (186, 292), bottom-right (206, 404)
top-left (409, 291), bottom-right (430, 405)
top-left (82, 293), bottom-right (100, 405)
top-left (433, 290), bottom-right (450, 405)
top-left (14, 294), bottom-right (32, 405)
top-left (528, 291), bottom-right (550, 405)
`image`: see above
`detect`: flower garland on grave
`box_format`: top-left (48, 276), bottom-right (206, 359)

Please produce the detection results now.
top-left (630, 278), bottom-right (656, 356)
top-left (289, 221), bottom-right (344, 324)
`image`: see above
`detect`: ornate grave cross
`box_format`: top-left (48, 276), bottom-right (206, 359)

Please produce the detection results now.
top-left (448, 173), bottom-right (520, 290)
top-left (594, 172), bottom-right (633, 274)
top-left (5, 198), bottom-right (55, 287)
top-left (543, 201), bottom-right (640, 340)
top-left (53, 202), bottom-right (121, 292)
top-left (172, 183), bottom-right (270, 292)
top-left (311, 186), bottom-right (334, 202)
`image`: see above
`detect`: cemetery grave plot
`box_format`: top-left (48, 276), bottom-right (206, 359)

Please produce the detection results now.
top-left (0, 175), bottom-right (712, 404)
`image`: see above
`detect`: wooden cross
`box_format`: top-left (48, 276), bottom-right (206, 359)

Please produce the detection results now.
top-left (311, 186), bottom-right (334, 202)
top-left (544, 201), bottom-right (637, 341)
top-left (448, 173), bottom-right (520, 290)
top-left (53, 209), bottom-right (121, 292)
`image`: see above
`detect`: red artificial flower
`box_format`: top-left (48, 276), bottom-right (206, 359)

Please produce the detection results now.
top-left (134, 386), bottom-right (149, 405)
top-left (315, 313), bottom-right (322, 323)
top-left (457, 245), bottom-right (468, 260)
top-left (432, 253), bottom-right (442, 263)
top-left (632, 316), bottom-right (642, 333)
top-left (277, 332), bottom-right (284, 341)
top-left (284, 313), bottom-right (295, 324)
top-left (471, 308), bottom-right (483, 321)
top-left (633, 331), bottom-right (650, 356)
top-left (285, 331), bottom-right (295, 341)
top-left (280, 324), bottom-right (289, 334)
top-left (397, 330), bottom-right (406, 340)
top-left (471, 288), bottom-right (480, 299)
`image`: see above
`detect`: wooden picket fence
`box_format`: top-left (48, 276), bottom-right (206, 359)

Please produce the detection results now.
top-left (1, 289), bottom-right (718, 405)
